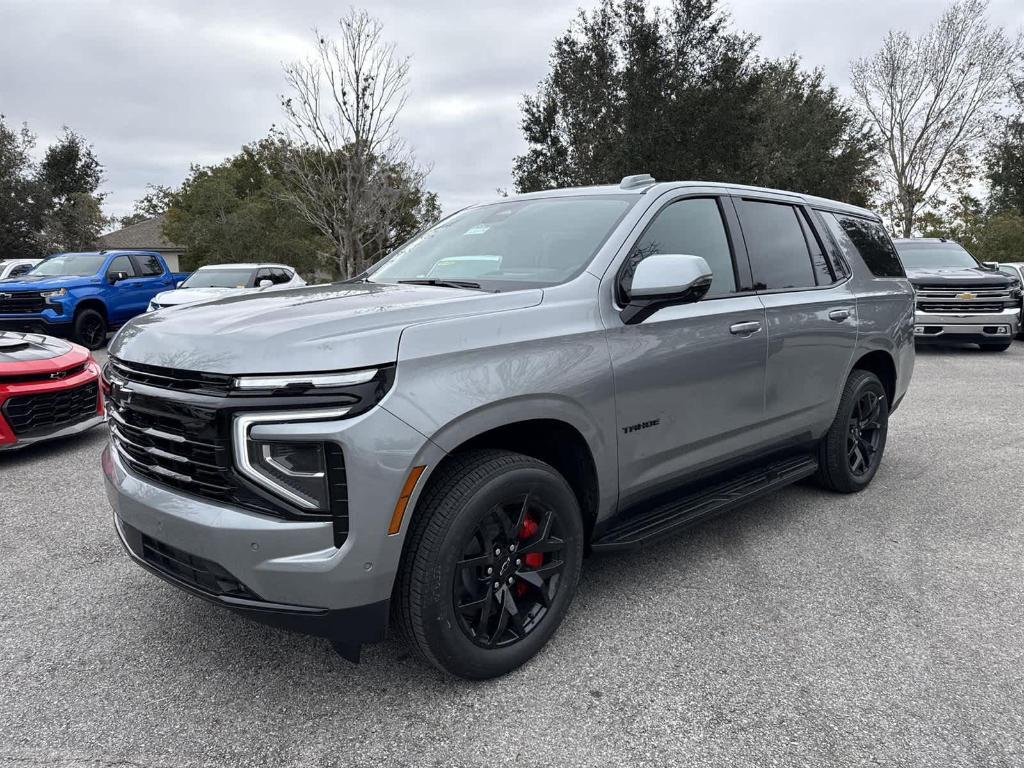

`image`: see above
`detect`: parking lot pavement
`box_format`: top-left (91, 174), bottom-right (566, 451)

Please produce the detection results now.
top-left (2, 345), bottom-right (1023, 767)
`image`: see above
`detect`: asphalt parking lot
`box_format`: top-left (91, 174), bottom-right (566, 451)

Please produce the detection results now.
top-left (2, 345), bottom-right (1023, 767)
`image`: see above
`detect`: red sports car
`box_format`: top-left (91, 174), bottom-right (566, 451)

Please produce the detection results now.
top-left (0, 332), bottom-right (104, 451)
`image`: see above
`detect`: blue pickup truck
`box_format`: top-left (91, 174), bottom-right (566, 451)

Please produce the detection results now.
top-left (0, 250), bottom-right (189, 349)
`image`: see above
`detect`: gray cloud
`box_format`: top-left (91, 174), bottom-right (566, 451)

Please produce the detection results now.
top-left (1, 0), bottom-right (1021, 220)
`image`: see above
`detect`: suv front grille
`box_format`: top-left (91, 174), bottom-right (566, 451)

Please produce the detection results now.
top-left (106, 357), bottom-right (234, 397)
top-left (2, 381), bottom-right (98, 436)
top-left (107, 384), bottom-right (351, 544)
top-left (0, 291), bottom-right (46, 314)
top-left (918, 301), bottom-right (1006, 313)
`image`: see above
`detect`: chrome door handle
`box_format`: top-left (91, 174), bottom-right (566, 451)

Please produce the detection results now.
top-left (729, 321), bottom-right (762, 336)
top-left (828, 309), bottom-right (852, 322)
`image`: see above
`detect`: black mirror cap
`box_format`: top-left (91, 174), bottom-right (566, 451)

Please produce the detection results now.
top-left (620, 277), bottom-right (712, 325)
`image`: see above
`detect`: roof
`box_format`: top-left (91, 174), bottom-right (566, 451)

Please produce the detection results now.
top-left (98, 214), bottom-right (183, 251)
top-left (503, 180), bottom-right (879, 220)
top-left (891, 238), bottom-right (963, 247)
top-left (194, 263), bottom-right (294, 271)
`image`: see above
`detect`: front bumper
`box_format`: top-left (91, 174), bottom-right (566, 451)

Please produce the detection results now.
top-left (913, 307), bottom-right (1020, 343)
top-left (0, 310), bottom-right (71, 336)
top-left (0, 413), bottom-right (103, 451)
top-left (102, 403), bottom-right (443, 643)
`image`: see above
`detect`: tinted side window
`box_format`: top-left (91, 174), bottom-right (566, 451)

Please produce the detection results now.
top-left (796, 211), bottom-right (838, 285)
top-left (11, 264), bottom-right (33, 277)
top-left (133, 254), bottom-right (163, 276)
top-left (273, 269), bottom-right (292, 284)
top-left (107, 255), bottom-right (136, 278)
top-left (621, 197), bottom-right (737, 299)
top-left (736, 200), bottom-right (816, 290)
top-left (822, 213), bottom-right (905, 278)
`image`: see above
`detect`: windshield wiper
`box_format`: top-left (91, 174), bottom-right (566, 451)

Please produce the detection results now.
top-left (397, 278), bottom-right (483, 290)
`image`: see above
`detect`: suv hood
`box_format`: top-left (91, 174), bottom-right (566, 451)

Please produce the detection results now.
top-left (0, 274), bottom-right (95, 290)
top-left (110, 281), bottom-right (542, 374)
top-left (905, 267), bottom-right (1012, 288)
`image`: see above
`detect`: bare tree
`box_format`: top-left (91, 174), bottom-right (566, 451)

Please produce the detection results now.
top-left (278, 9), bottom-right (432, 277)
top-left (851, 0), bottom-right (1023, 236)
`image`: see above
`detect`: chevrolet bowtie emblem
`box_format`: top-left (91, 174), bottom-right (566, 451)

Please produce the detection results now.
top-left (956, 292), bottom-right (976, 300)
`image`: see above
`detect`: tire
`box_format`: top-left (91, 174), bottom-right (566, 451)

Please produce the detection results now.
top-left (979, 342), bottom-right (1011, 352)
top-left (73, 307), bottom-right (107, 350)
top-left (815, 369), bottom-right (889, 494)
top-left (393, 449), bottom-right (584, 679)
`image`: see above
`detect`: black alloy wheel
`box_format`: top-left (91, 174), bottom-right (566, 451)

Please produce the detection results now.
top-left (393, 449), bottom-right (583, 679)
top-left (815, 369), bottom-right (889, 493)
top-left (74, 308), bottom-right (107, 350)
top-left (847, 389), bottom-right (883, 477)
top-left (453, 492), bottom-right (566, 649)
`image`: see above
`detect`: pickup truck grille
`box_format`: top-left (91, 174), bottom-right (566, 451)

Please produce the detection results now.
top-left (0, 291), bottom-right (47, 314)
top-left (915, 285), bottom-right (1013, 314)
top-left (2, 381), bottom-right (98, 436)
top-left (918, 302), bottom-right (1005, 313)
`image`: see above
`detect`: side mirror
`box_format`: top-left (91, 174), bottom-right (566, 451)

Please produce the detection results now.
top-left (620, 254), bottom-right (713, 325)
top-left (981, 261), bottom-right (999, 269)
top-left (109, 271), bottom-right (129, 284)
top-left (176, 280), bottom-right (185, 288)
top-left (258, 279), bottom-right (274, 288)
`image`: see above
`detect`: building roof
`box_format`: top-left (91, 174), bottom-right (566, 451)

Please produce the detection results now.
top-left (98, 214), bottom-right (183, 251)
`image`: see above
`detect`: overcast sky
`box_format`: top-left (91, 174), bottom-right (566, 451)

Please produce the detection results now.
top-left (1, 0), bottom-right (1022, 221)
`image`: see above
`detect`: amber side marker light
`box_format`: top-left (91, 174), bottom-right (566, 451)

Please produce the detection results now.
top-left (389, 465), bottom-right (426, 535)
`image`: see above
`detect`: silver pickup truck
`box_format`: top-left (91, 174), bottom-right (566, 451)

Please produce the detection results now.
top-left (893, 238), bottom-right (1022, 351)
top-left (102, 177), bottom-right (915, 679)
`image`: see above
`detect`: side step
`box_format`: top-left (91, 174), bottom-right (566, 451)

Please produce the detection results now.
top-left (592, 455), bottom-right (818, 552)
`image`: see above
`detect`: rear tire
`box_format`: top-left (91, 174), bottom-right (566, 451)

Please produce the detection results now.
top-left (979, 342), bottom-right (1011, 352)
top-left (393, 449), bottom-right (584, 679)
top-left (73, 308), bottom-right (107, 350)
top-left (815, 370), bottom-right (889, 494)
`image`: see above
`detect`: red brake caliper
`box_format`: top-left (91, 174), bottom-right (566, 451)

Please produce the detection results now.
top-left (516, 513), bottom-right (543, 596)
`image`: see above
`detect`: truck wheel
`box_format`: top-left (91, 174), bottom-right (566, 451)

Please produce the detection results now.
top-left (73, 308), bottom-right (107, 350)
top-left (979, 342), bottom-right (1011, 352)
top-left (393, 449), bottom-right (584, 679)
top-left (815, 369), bottom-right (889, 494)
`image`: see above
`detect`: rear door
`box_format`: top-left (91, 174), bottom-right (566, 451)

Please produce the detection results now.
top-left (126, 253), bottom-right (174, 314)
top-left (732, 196), bottom-right (859, 443)
top-left (604, 194), bottom-right (768, 506)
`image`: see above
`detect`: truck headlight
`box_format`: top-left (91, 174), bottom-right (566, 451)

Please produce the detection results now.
top-left (40, 288), bottom-right (67, 302)
top-left (232, 409), bottom-right (349, 511)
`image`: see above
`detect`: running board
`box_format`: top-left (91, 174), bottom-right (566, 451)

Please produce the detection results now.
top-left (592, 455), bottom-right (818, 552)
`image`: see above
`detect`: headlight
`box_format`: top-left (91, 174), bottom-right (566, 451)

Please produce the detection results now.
top-left (40, 288), bottom-right (67, 302)
top-left (232, 409), bottom-right (349, 511)
top-left (233, 368), bottom-right (378, 392)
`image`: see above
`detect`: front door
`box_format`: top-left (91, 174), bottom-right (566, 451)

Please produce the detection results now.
top-left (603, 195), bottom-right (768, 507)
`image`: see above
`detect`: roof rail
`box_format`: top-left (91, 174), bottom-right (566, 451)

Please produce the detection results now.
top-left (620, 174), bottom-right (656, 190)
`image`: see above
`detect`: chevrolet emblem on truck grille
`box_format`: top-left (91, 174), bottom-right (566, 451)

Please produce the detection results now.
top-left (955, 292), bottom-right (976, 299)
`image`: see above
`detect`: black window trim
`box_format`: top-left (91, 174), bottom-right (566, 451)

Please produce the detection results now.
top-left (730, 194), bottom-right (854, 296)
top-left (613, 192), bottom-right (756, 307)
top-left (815, 207), bottom-right (906, 280)
top-left (129, 252), bottom-right (164, 278)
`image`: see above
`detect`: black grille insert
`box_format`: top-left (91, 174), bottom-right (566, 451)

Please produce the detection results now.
top-left (107, 357), bottom-right (234, 397)
top-left (139, 530), bottom-right (260, 600)
top-left (2, 381), bottom-right (98, 436)
top-left (918, 302), bottom-right (1006, 313)
top-left (0, 291), bottom-right (47, 314)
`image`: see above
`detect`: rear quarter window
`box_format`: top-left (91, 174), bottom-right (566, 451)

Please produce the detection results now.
top-left (821, 212), bottom-right (905, 278)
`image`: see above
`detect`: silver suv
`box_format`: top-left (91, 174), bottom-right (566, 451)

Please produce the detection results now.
top-left (102, 177), bottom-right (915, 679)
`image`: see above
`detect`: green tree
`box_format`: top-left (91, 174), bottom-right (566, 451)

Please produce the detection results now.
top-left (117, 184), bottom-right (174, 229)
top-left (986, 117), bottom-right (1024, 216)
top-left (0, 117), bottom-right (46, 259)
top-left (514, 0), bottom-right (876, 204)
top-left (36, 128), bottom-right (106, 252)
top-left (162, 139), bottom-right (330, 275)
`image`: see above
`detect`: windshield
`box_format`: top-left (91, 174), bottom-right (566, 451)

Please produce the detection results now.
top-left (368, 196), bottom-right (635, 289)
top-left (894, 242), bottom-right (980, 270)
top-left (180, 269), bottom-right (255, 289)
top-left (29, 254), bottom-right (106, 277)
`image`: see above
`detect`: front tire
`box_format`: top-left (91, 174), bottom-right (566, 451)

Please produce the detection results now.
top-left (816, 369), bottom-right (889, 493)
top-left (393, 449), bottom-right (584, 679)
top-left (73, 308), bottom-right (107, 350)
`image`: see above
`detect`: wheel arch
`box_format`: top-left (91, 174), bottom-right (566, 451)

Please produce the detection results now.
top-left (850, 349), bottom-right (897, 405)
top-left (73, 297), bottom-right (108, 321)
